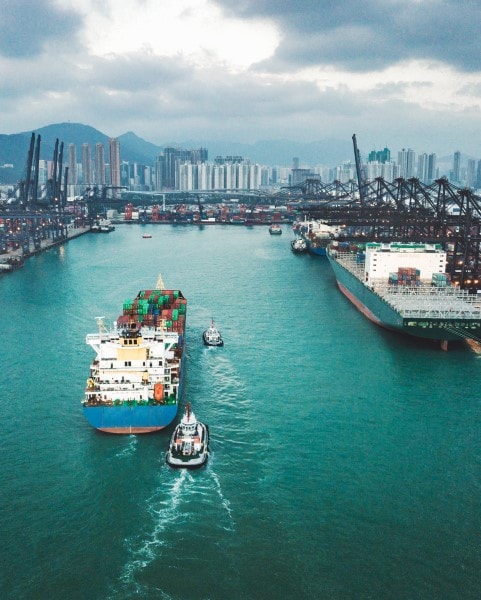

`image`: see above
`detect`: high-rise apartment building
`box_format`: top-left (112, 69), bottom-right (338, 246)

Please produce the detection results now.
top-left (94, 143), bottom-right (106, 185)
top-left (109, 138), bottom-right (121, 189)
top-left (398, 148), bottom-right (416, 178)
top-left (82, 143), bottom-right (92, 186)
top-left (467, 159), bottom-right (476, 188)
top-left (156, 147), bottom-right (209, 190)
top-left (427, 153), bottom-right (437, 182)
top-left (368, 147), bottom-right (391, 163)
top-left (453, 151), bottom-right (461, 183)
top-left (67, 143), bottom-right (77, 185)
top-left (417, 153), bottom-right (428, 183)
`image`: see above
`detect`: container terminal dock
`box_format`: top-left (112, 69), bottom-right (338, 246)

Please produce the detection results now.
top-left (4, 131), bottom-right (481, 295)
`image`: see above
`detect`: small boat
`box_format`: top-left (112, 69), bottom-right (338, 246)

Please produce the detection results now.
top-left (269, 224), bottom-right (282, 235)
top-left (291, 238), bottom-right (307, 253)
top-left (203, 320), bottom-right (224, 346)
top-left (166, 403), bottom-right (209, 468)
top-left (142, 234), bottom-right (152, 239)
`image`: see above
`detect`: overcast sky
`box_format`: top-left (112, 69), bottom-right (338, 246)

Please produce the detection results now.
top-left (2, 0), bottom-right (481, 159)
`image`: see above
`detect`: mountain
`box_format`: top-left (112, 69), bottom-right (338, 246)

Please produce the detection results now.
top-left (0, 122), bottom-right (354, 184)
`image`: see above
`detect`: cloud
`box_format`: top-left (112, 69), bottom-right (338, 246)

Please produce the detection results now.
top-left (214, 0), bottom-right (481, 73)
top-left (1, 0), bottom-right (481, 158)
top-left (0, 0), bottom-right (82, 58)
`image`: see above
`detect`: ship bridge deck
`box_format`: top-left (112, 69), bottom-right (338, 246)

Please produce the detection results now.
top-left (334, 252), bottom-right (481, 320)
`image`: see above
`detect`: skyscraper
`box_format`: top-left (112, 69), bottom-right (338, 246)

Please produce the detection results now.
top-left (94, 143), bottom-right (106, 185)
top-left (417, 153), bottom-right (428, 183)
top-left (82, 143), bottom-right (92, 186)
top-left (398, 148), bottom-right (416, 178)
top-left (467, 159), bottom-right (476, 188)
top-left (427, 153), bottom-right (437, 182)
top-left (67, 143), bottom-right (77, 185)
top-left (453, 151), bottom-right (461, 183)
top-left (109, 138), bottom-right (121, 189)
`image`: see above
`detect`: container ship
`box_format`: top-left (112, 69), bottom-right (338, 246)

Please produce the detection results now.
top-left (327, 242), bottom-right (481, 350)
top-left (293, 218), bottom-right (343, 256)
top-left (82, 277), bottom-right (187, 433)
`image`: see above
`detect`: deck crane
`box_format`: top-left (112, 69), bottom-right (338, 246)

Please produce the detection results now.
top-left (197, 195), bottom-right (204, 220)
top-left (31, 134), bottom-right (41, 206)
top-left (352, 134), bottom-right (366, 208)
top-left (20, 132), bottom-right (35, 205)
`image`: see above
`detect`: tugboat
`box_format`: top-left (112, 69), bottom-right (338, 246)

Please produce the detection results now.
top-left (269, 224), bottom-right (282, 235)
top-left (166, 403), bottom-right (209, 468)
top-left (203, 320), bottom-right (224, 346)
top-left (290, 238), bottom-right (307, 254)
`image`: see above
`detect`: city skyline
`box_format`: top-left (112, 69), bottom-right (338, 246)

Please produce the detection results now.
top-left (1, 1), bottom-right (481, 157)
top-left (58, 137), bottom-right (481, 195)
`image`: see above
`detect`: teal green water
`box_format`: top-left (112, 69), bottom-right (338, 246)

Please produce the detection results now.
top-left (1, 224), bottom-right (481, 599)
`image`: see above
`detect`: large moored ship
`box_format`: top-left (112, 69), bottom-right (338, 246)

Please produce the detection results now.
top-left (82, 276), bottom-right (186, 433)
top-left (327, 242), bottom-right (481, 349)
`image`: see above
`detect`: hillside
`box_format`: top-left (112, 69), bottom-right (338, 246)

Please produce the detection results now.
top-left (0, 122), bottom-right (356, 184)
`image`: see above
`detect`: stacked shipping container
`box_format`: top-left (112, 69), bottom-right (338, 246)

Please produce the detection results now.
top-left (119, 289), bottom-right (187, 332)
top-left (388, 267), bottom-right (421, 286)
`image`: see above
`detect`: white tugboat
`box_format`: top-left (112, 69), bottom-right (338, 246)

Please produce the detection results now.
top-left (203, 320), bottom-right (224, 346)
top-left (290, 237), bottom-right (307, 253)
top-left (166, 403), bottom-right (209, 468)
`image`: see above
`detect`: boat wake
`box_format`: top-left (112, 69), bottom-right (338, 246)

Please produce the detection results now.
top-left (208, 466), bottom-right (235, 531)
top-left (114, 435), bottom-right (138, 458)
top-left (113, 465), bottom-right (235, 597)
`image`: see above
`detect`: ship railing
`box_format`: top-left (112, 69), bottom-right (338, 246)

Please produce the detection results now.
top-left (86, 332), bottom-right (119, 343)
top-left (371, 283), bottom-right (481, 319)
top-left (334, 253), bottom-right (366, 279)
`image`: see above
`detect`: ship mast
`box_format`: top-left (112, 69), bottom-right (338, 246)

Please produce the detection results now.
top-left (95, 317), bottom-right (105, 337)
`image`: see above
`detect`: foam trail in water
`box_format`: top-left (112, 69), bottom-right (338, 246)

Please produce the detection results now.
top-left (114, 435), bottom-right (138, 458)
top-left (208, 466), bottom-right (235, 531)
top-left (116, 469), bottom-right (191, 592)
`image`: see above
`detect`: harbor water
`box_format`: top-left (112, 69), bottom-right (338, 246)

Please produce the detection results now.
top-left (1, 224), bottom-right (481, 599)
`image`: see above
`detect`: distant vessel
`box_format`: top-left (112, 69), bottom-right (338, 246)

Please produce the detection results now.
top-left (142, 234), bottom-right (152, 239)
top-left (165, 403), bottom-right (209, 468)
top-left (91, 218), bottom-right (115, 233)
top-left (203, 320), bottom-right (224, 346)
top-left (269, 224), bottom-right (282, 235)
top-left (294, 218), bottom-right (342, 256)
top-left (0, 256), bottom-right (24, 273)
top-left (290, 238), bottom-right (307, 254)
top-left (327, 241), bottom-right (481, 350)
top-left (82, 276), bottom-right (187, 433)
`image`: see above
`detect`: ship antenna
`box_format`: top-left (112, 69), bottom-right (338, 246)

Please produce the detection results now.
top-left (156, 273), bottom-right (165, 290)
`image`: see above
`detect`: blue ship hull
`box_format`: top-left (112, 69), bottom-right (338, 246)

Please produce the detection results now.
top-left (306, 243), bottom-right (327, 256)
top-left (83, 403), bottom-right (178, 434)
top-left (327, 252), bottom-right (481, 345)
